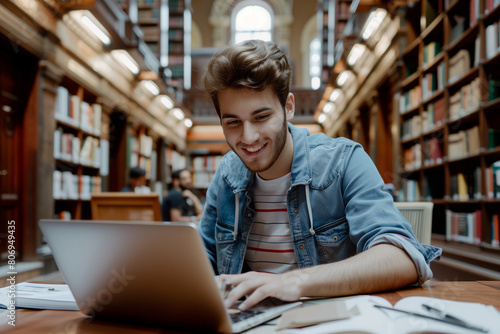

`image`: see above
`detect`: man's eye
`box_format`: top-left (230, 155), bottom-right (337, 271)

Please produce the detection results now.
top-left (225, 120), bottom-right (240, 126)
top-left (255, 114), bottom-right (270, 121)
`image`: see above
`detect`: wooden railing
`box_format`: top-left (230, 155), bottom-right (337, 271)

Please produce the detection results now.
top-left (183, 88), bottom-right (323, 125)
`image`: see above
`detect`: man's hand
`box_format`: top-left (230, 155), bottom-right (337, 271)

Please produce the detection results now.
top-left (220, 271), bottom-right (306, 311)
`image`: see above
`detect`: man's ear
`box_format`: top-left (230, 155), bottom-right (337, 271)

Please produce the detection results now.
top-left (285, 93), bottom-right (295, 121)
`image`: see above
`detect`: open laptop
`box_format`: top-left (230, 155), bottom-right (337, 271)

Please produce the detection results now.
top-left (38, 219), bottom-right (301, 333)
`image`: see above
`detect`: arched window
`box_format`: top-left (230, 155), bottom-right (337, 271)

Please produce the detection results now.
top-left (309, 37), bottom-right (321, 90)
top-left (233, 2), bottom-right (273, 44)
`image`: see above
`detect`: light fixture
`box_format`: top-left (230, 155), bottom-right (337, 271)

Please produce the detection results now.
top-left (323, 102), bottom-right (335, 114)
top-left (311, 77), bottom-right (321, 90)
top-left (159, 95), bottom-right (174, 109)
top-left (80, 13), bottom-right (111, 45)
top-left (172, 108), bottom-right (185, 121)
top-left (361, 9), bottom-right (388, 41)
top-left (184, 118), bottom-right (193, 128)
top-left (336, 71), bottom-right (351, 87)
top-left (111, 50), bottom-right (139, 74)
top-left (318, 113), bottom-right (327, 124)
top-left (329, 89), bottom-right (342, 102)
top-left (143, 80), bottom-right (160, 96)
top-left (347, 44), bottom-right (367, 66)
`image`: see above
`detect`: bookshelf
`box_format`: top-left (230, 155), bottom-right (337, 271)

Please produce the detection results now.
top-left (52, 78), bottom-right (108, 220)
top-left (318, 0), bottom-right (354, 86)
top-left (397, 0), bottom-right (500, 252)
top-left (165, 0), bottom-right (187, 88)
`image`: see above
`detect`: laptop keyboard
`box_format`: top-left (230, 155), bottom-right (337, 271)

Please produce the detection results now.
top-left (230, 309), bottom-right (265, 323)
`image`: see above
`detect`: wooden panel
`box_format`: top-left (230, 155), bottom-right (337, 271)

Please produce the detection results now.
top-left (90, 192), bottom-right (161, 221)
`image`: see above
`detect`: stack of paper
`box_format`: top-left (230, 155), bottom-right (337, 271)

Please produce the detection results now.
top-left (0, 283), bottom-right (78, 311)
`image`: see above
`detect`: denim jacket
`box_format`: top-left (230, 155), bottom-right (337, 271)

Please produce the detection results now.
top-left (199, 123), bottom-right (442, 284)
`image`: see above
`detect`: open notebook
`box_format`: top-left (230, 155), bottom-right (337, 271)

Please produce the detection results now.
top-left (38, 219), bottom-right (301, 333)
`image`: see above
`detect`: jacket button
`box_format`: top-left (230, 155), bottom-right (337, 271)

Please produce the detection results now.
top-left (293, 209), bottom-right (298, 214)
top-left (332, 236), bottom-right (338, 242)
top-left (247, 213), bottom-right (252, 218)
top-left (298, 244), bottom-right (305, 250)
top-left (218, 233), bottom-right (222, 240)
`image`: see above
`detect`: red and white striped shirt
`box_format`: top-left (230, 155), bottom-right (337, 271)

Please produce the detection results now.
top-left (244, 173), bottom-right (298, 273)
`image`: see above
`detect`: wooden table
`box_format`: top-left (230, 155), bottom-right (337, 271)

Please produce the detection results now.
top-left (2, 281), bottom-right (499, 333)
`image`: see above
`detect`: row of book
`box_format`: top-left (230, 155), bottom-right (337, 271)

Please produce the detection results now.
top-left (469, 0), bottom-right (500, 26)
top-left (485, 21), bottom-right (500, 60)
top-left (449, 77), bottom-right (481, 120)
top-left (399, 86), bottom-right (421, 114)
top-left (423, 137), bottom-right (444, 166)
top-left (447, 126), bottom-right (480, 160)
top-left (55, 86), bottom-right (102, 136)
top-left (446, 210), bottom-right (500, 247)
top-left (401, 115), bottom-right (422, 140)
top-left (166, 148), bottom-right (186, 173)
top-left (489, 80), bottom-right (500, 101)
top-left (137, 153), bottom-right (157, 182)
top-left (193, 155), bottom-right (223, 173)
top-left (192, 155), bottom-right (222, 189)
top-left (422, 63), bottom-right (445, 101)
top-left (397, 178), bottom-right (421, 202)
top-left (450, 169), bottom-right (482, 201)
top-left (402, 143), bottom-right (422, 171)
top-left (422, 98), bottom-right (445, 131)
top-left (53, 170), bottom-right (101, 200)
top-left (423, 42), bottom-right (441, 67)
top-left (489, 129), bottom-right (500, 149)
top-left (53, 129), bottom-right (102, 167)
top-left (448, 49), bottom-right (471, 84)
top-left (138, 7), bottom-right (160, 21)
top-left (486, 160), bottom-right (500, 199)
top-left (446, 210), bottom-right (482, 245)
top-left (193, 172), bottom-right (216, 189)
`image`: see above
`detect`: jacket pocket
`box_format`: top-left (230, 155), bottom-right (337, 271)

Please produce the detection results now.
top-left (314, 217), bottom-right (351, 262)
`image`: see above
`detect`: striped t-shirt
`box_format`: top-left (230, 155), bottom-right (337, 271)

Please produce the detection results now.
top-left (244, 173), bottom-right (298, 273)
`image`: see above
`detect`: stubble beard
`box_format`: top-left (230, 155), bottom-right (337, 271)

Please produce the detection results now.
top-left (231, 119), bottom-right (288, 174)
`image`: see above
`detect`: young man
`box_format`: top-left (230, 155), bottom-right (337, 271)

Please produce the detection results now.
top-left (200, 40), bottom-right (441, 311)
top-left (162, 169), bottom-right (203, 223)
top-left (121, 166), bottom-right (148, 193)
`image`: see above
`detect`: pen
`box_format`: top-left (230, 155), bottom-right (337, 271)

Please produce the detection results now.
top-left (373, 304), bottom-right (489, 333)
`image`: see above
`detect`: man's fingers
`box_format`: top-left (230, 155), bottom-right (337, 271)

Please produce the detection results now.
top-left (223, 277), bottom-right (259, 309)
top-left (237, 286), bottom-right (269, 311)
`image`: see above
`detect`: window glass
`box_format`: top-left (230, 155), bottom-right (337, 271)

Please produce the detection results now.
top-left (234, 5), bottom-right (272, 44)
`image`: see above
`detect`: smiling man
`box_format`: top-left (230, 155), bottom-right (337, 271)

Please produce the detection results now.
top-left (199, 40), bottom-right (441, 311)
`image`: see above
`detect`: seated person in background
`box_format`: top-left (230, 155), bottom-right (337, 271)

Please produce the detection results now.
top-left (162, 169), bottom-right (203, 223)
top-left (121, 166), bottom-right (150, 193)
top-left (199, 40), bottom-right (442, 311)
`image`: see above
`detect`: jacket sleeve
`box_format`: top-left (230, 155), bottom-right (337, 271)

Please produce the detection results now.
top-left (198, 166), bottom-right (221, 274)
top-left (340, 143), bottom-right (441, 282)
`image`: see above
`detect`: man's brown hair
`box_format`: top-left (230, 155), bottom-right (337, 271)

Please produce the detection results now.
top-left (203, 40), bottom-right (292, 116)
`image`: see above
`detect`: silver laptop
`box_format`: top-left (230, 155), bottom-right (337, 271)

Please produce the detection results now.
top-left (38, 219), bottom-right (301, 333)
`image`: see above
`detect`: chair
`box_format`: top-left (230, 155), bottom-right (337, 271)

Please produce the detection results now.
top-left (90, 192), bottom-right (162, 222)
top-left (394, 201), bottom-right (433, 245)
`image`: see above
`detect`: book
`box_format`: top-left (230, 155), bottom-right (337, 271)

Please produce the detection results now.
top-left (279, 295), bottom-right (499, 334)
top-left (489, 129), bottom-right (500, 149)
top-left (0, 283), bottom-right (78, 311)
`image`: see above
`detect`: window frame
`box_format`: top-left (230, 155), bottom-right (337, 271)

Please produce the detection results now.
top-left (231, 0), bottom-right (274, 44)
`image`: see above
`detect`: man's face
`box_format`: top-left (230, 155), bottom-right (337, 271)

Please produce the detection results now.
top-left (131, 175), bottom-right (146, 188)
top-left (179, 170), bottom-right (192, 190)
top-left (218, 87), bottom-right (295, 180)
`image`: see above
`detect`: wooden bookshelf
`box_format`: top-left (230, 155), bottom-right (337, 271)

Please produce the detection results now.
top-left (397, 0), bottom-right (500, 253)
top-left (52, 77), bottom-right (108, 220)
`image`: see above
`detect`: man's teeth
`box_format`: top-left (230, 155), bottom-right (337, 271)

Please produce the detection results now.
top-left (245, 145), bottom-right (263, 153)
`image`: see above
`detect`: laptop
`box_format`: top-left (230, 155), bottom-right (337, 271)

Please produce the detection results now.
top-left (38, 219), bottom-right (301, 333)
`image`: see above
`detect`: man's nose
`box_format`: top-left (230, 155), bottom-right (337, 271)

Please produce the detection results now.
top-left (241, 122), bottom-right (259, 144)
